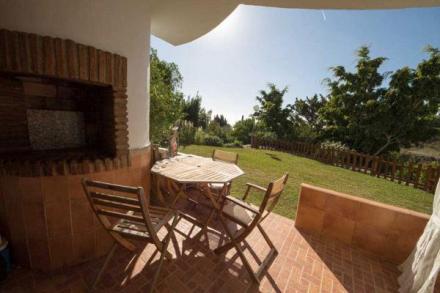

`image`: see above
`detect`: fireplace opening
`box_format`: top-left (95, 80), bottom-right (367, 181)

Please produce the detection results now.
top-left (0, 29), bottom-right (129, 176)
top-left (0, 73), bottom-right (116, 162)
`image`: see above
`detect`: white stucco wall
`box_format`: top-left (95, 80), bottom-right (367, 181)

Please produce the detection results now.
top-left (0, 0), bottom-right (152, 149)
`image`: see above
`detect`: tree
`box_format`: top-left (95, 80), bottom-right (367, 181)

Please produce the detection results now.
top-left (291, 94), bottom-right (327, 142)
top-left (253, 83), bottom-right (295, 139)
top-left (149, 48), bottom-right (184, 144)
top-left (213, 114), bottom-right (228, 127)
top-left (198, 108), bottom-right (212, 130)
top-left (182, 95), bottom-right (202, 127)
top-left (321, 46), bottom-right (440, 155)
top-left (207, 114), bottom-right (233, 143)
top-left (292, 94), bottom-right (327, 133)
top-left (232, 117), bottom-right (256, 144)
top-left (182, 94), bottom-right (213, 130)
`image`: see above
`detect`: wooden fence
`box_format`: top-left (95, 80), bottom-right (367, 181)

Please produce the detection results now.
top-left (251, 137), bottom-right (440, 194)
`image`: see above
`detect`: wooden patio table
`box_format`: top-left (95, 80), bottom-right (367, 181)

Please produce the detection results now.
top-left (151, 154), bottom-right (244, 235)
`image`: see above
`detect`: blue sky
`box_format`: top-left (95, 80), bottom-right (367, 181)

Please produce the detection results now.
top-left (151, 5), bottom-right (440, 124)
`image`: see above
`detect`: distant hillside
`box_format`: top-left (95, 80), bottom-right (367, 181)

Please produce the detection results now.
top-left (401, 137), bottom-right (440, 159)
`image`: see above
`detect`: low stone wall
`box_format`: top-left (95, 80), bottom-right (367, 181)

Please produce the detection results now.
top-left (295, 183), bottom-right (430, 264)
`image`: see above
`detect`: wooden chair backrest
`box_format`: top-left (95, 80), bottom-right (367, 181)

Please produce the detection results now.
top-left (259, 173), bottom-right (289, 218)
top-left (212, 149), bottom-right (239, 164)
top-left (81, 179), bottom-right (160, 248)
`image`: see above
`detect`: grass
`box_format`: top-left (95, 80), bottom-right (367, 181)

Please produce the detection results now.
top-left (180, 145), bottom-right (434, 219)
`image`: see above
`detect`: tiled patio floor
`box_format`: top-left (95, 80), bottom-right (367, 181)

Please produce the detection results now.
top-left (0, 200), bottom-right (402, 293)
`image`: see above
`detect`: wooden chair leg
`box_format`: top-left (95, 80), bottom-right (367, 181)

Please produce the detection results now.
top-left (255, 224), bottom-right (278, 280)
top-left (149, 216), bottom-right (178, 293)
top-left (257, 224), bottom-right (277, 252)
top-left (92, 242), bottom-right (118, 290)
top-left (216, 220), bottom-right (278, 283)
top-left (219, 217), bottom-right (260, 283)
top-left (214, 217), bottom-right (248, 255)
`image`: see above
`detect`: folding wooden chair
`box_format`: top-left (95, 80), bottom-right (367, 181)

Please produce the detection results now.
top-left (214, 173), bottom-right (289, 283)
top-left (210, 149), bottom-right (239, 195)
top-left (81, 178), bottom-right (179, 291)
top-left (212, 149), bottom-right (239, 164)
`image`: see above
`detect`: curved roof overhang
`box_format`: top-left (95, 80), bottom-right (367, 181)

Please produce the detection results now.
top-left (151, 0), bottom-right (440, 46)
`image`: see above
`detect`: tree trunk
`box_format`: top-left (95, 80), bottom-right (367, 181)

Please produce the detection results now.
top-left (374, 138), bottom-right (392, 156)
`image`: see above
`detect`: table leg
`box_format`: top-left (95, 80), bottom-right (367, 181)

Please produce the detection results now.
top-left (170, 182), bottom-right (186, 209)
top-left (154, 175), bottom-right (167, 207)
top-left (198, 183), bottom-right (225, 233)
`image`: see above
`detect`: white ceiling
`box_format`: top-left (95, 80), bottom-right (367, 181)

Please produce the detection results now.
top-left (150, 0), bottom-right (440, 45)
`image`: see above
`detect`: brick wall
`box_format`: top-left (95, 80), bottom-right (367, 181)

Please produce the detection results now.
top-left (0, 28), bottom-right (130, 166)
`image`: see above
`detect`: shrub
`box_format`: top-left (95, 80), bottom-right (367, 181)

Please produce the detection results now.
top-left (194, 129), bottom-right (206, 145)
top-left (207, 121), bottom-right (233, 143)
top-left (179, 120), bottom-right (196, 146)
top-left (232, 118), bottom-right (255, 144)
top-left (225, 140), bottom-right (243, 148)
top-left (204, 135), bottom-right (224, 146)
top-left (253, 130), bottom-right (277, 140)
top-left (320, 140), bottom-right (350, 151)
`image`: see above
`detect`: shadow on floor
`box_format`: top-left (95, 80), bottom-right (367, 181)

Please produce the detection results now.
top-left (297, 229), bottom-right (400, 292)
top-left (265, 152), bottom-right (282, 161)
top-left (92, 210), bottom-right (281, 292)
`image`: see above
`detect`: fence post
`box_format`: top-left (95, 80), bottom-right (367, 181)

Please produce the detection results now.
top-left (406, 162), bottom-right (414, 186)
top-left (398, 164), bottom-right (403, 184)
top-left (335, 150), bottom-right (340, 166)
top-left (343, 151), bottom-right (349, 168)
top-left (375, 157), bottom-right (382, 177)
top-left (351, 152), bottom-right (357, 171)
top-left (383, 160), bottom-right (389, 179)
top-left (424, 165), bottom-right (432, 192)
top-left (414, 164), bottom-right (423, 189)
top-left (391, 160), bottom-right (397, 182)
top-left (363, 155), bottom-right (369, 174)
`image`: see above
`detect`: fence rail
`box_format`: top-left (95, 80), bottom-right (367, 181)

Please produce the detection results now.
top-left (251, 137), bottom-right (440, 194)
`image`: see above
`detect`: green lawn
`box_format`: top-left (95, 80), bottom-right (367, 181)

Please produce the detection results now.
top-left (180, 145), bottom-right (434, 219)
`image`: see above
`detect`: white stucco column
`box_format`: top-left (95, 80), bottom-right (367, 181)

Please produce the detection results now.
top-left (0, 0), bottom-right (152, 149)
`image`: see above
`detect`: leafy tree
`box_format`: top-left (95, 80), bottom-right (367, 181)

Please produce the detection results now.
top-left (207, 120), bottom-right (232, 143)
top-left (149, 48), bottom-right (240, 147)
top-left (182, 94), bottom-right (213, 130)
top-left (253, 83), bottom-right (295, 139)
top-left (321, 46), bottom-right (440, 155)
top-left (213, 114), bottom-right (228, 127)
top-left (150, 48), bottom-right (184, 144)
top-left (198, 108), bottom-right (212, 130)
top-left (232, 117), bottom-right (256, 144)
top-left (292, 94), bottom-right (327, 133)
top-left (182, 95), bottom-right (202, 127)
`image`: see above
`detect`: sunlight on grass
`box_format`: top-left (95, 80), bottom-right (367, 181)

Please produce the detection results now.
top-left (180, 145), bottom-right (434, 219)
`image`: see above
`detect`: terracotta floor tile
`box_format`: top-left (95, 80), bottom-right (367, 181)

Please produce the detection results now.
top-left (0, 201), bottom-right (406, 293)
